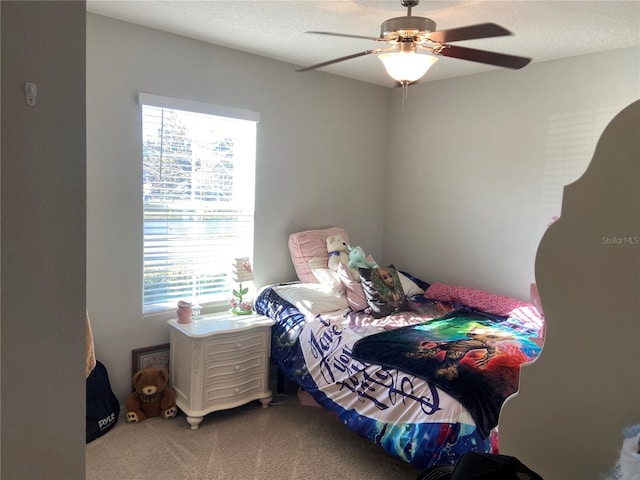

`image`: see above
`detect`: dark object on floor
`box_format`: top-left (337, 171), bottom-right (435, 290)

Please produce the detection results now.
top-left (86, 360), bottom-right (120, 443)
top-left (416, 452), bottom-right (543, 480)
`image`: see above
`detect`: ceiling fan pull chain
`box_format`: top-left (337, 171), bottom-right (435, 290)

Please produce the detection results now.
top-left (401, 83), bottom-right (409, 112)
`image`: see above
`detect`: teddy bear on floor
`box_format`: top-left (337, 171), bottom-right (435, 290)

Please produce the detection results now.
top-left (125, 367), bottom-right (177, 423)
top-left (326, 234), bottom-right (350, 271)
top-left (347, 245), bottom-right (377, 281)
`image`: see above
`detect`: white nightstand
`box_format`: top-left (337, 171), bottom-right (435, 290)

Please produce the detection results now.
top-left (168, 312), bottom-right (275, 430)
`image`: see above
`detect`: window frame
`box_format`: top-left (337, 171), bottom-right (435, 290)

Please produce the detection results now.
top-left (138, 93), bottom-right (259, 316)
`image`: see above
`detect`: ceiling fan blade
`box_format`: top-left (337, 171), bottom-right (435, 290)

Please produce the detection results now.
top-left (306, 31), bottom-right (379, 42)
top-left (427, 23), bottom-right (512, 43)
top-left (296, 50), bottom-right (380, 72)
top-left (436, 44), bottom-right (531, 69)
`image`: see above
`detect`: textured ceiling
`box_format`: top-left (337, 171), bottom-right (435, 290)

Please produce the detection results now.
top-left (87, 0), bottom-right (640, 87)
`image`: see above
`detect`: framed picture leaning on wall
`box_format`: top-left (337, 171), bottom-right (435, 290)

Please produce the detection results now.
top-left (131, 343), bottom-right (170, 380)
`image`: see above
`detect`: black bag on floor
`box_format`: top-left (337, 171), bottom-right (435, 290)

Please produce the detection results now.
top-left (416, 452), bottom-right (543, 480)
top-left (86, 360), bottom-right (120, 443)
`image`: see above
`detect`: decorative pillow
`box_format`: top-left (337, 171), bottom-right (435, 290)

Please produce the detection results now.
top-left (288, 227), bottom-right (350, 283)
top-left (312, 268), bottom-right (346, 295)
top-left (359, 265), bottom-right (408, 318)
top-left (399, 271), bottom-right (431, 291)
top-left (397, 272), bottom-right (424, 297)
top-left (336, 262), bottom-right (368, 311)
top-left (424, 282), bottom-right (534, 317)
top-left (272, 283), bottom-right (349, 319)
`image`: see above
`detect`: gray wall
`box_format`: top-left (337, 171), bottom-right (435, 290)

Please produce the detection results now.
top-left (1, 1), bottom-right (86, 479)
top-left (384, 47), bottom-right (640, 300)
top-left (86, 13), bottom-right (390, 405)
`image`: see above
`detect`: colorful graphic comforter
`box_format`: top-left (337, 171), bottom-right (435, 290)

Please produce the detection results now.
top-left (351, 310), bottom-right (542, 437)
top-left (255, 286), bottom-right (542, 469)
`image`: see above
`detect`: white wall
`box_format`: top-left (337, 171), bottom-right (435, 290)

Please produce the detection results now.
top-left (383, 47), bottom-right (640, 301)
top-left (1, 2), bottom-right (86, 478)
top-left (86, 13), bottom-right (389, 403)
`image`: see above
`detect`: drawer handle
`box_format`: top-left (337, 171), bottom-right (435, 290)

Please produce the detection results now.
top-left (234, 365), bottom-right (240, 371)
top-left (235, 343), bottom-right (242, 349)
top-left (234, 388), bottom-right (240, 394)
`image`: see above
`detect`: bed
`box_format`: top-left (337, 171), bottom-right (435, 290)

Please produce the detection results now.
top-left (255, 227), bottom-right (544, 470)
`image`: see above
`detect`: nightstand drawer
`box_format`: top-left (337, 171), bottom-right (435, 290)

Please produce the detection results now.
top-left (204, 330), bottom-right (268, 358)
top-left (204, 376), bottom-right (265, 406)
top-left (204, 353), bottom-right (266, 385)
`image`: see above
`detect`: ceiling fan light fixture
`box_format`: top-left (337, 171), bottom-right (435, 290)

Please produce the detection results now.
top-left (297, 0), bottom-right (531, 88)
top-left (378, 50), bottom-right (438, 84)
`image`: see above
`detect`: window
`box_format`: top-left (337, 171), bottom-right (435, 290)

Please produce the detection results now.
top-left (139, 93), bottom-right (259, 314)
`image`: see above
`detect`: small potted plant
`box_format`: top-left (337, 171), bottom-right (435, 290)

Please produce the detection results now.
top-left (228, 288), bottom-right (253, 315)
top-left (229, 258), bottom-right (254, 315)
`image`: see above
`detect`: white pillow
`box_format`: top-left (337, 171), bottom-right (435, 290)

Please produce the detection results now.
top-left (398, 272), bottom-right (424, 297)
top-left (312, 268), bottom-right (346, 295)
top-left (272, 283), bottom-right (349, 319)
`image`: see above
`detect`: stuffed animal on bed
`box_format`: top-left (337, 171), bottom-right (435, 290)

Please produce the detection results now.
top-left (326, 234), bottom-right (350, 271)
top-left (347, 246), bottom-right (377, 281)
top-left (125, 368), bottom-right (177, 423)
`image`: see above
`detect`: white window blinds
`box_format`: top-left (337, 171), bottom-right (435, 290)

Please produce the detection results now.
top-left (139, 93), bottom-right (258, 314)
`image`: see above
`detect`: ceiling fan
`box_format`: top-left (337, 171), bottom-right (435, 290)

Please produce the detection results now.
top-left (297, 0), bottom-right (532, 86)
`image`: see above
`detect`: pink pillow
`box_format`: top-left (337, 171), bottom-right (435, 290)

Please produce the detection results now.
top-left (337, 262), bottom-right (368, 311)
top-left (425, 282), bottom-right (534, 317)
top-left (288, 227), bottom-right (350, 283)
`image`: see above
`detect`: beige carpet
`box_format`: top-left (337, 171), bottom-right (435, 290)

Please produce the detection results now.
top-left (86, 390), bottom-right (421, 480)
